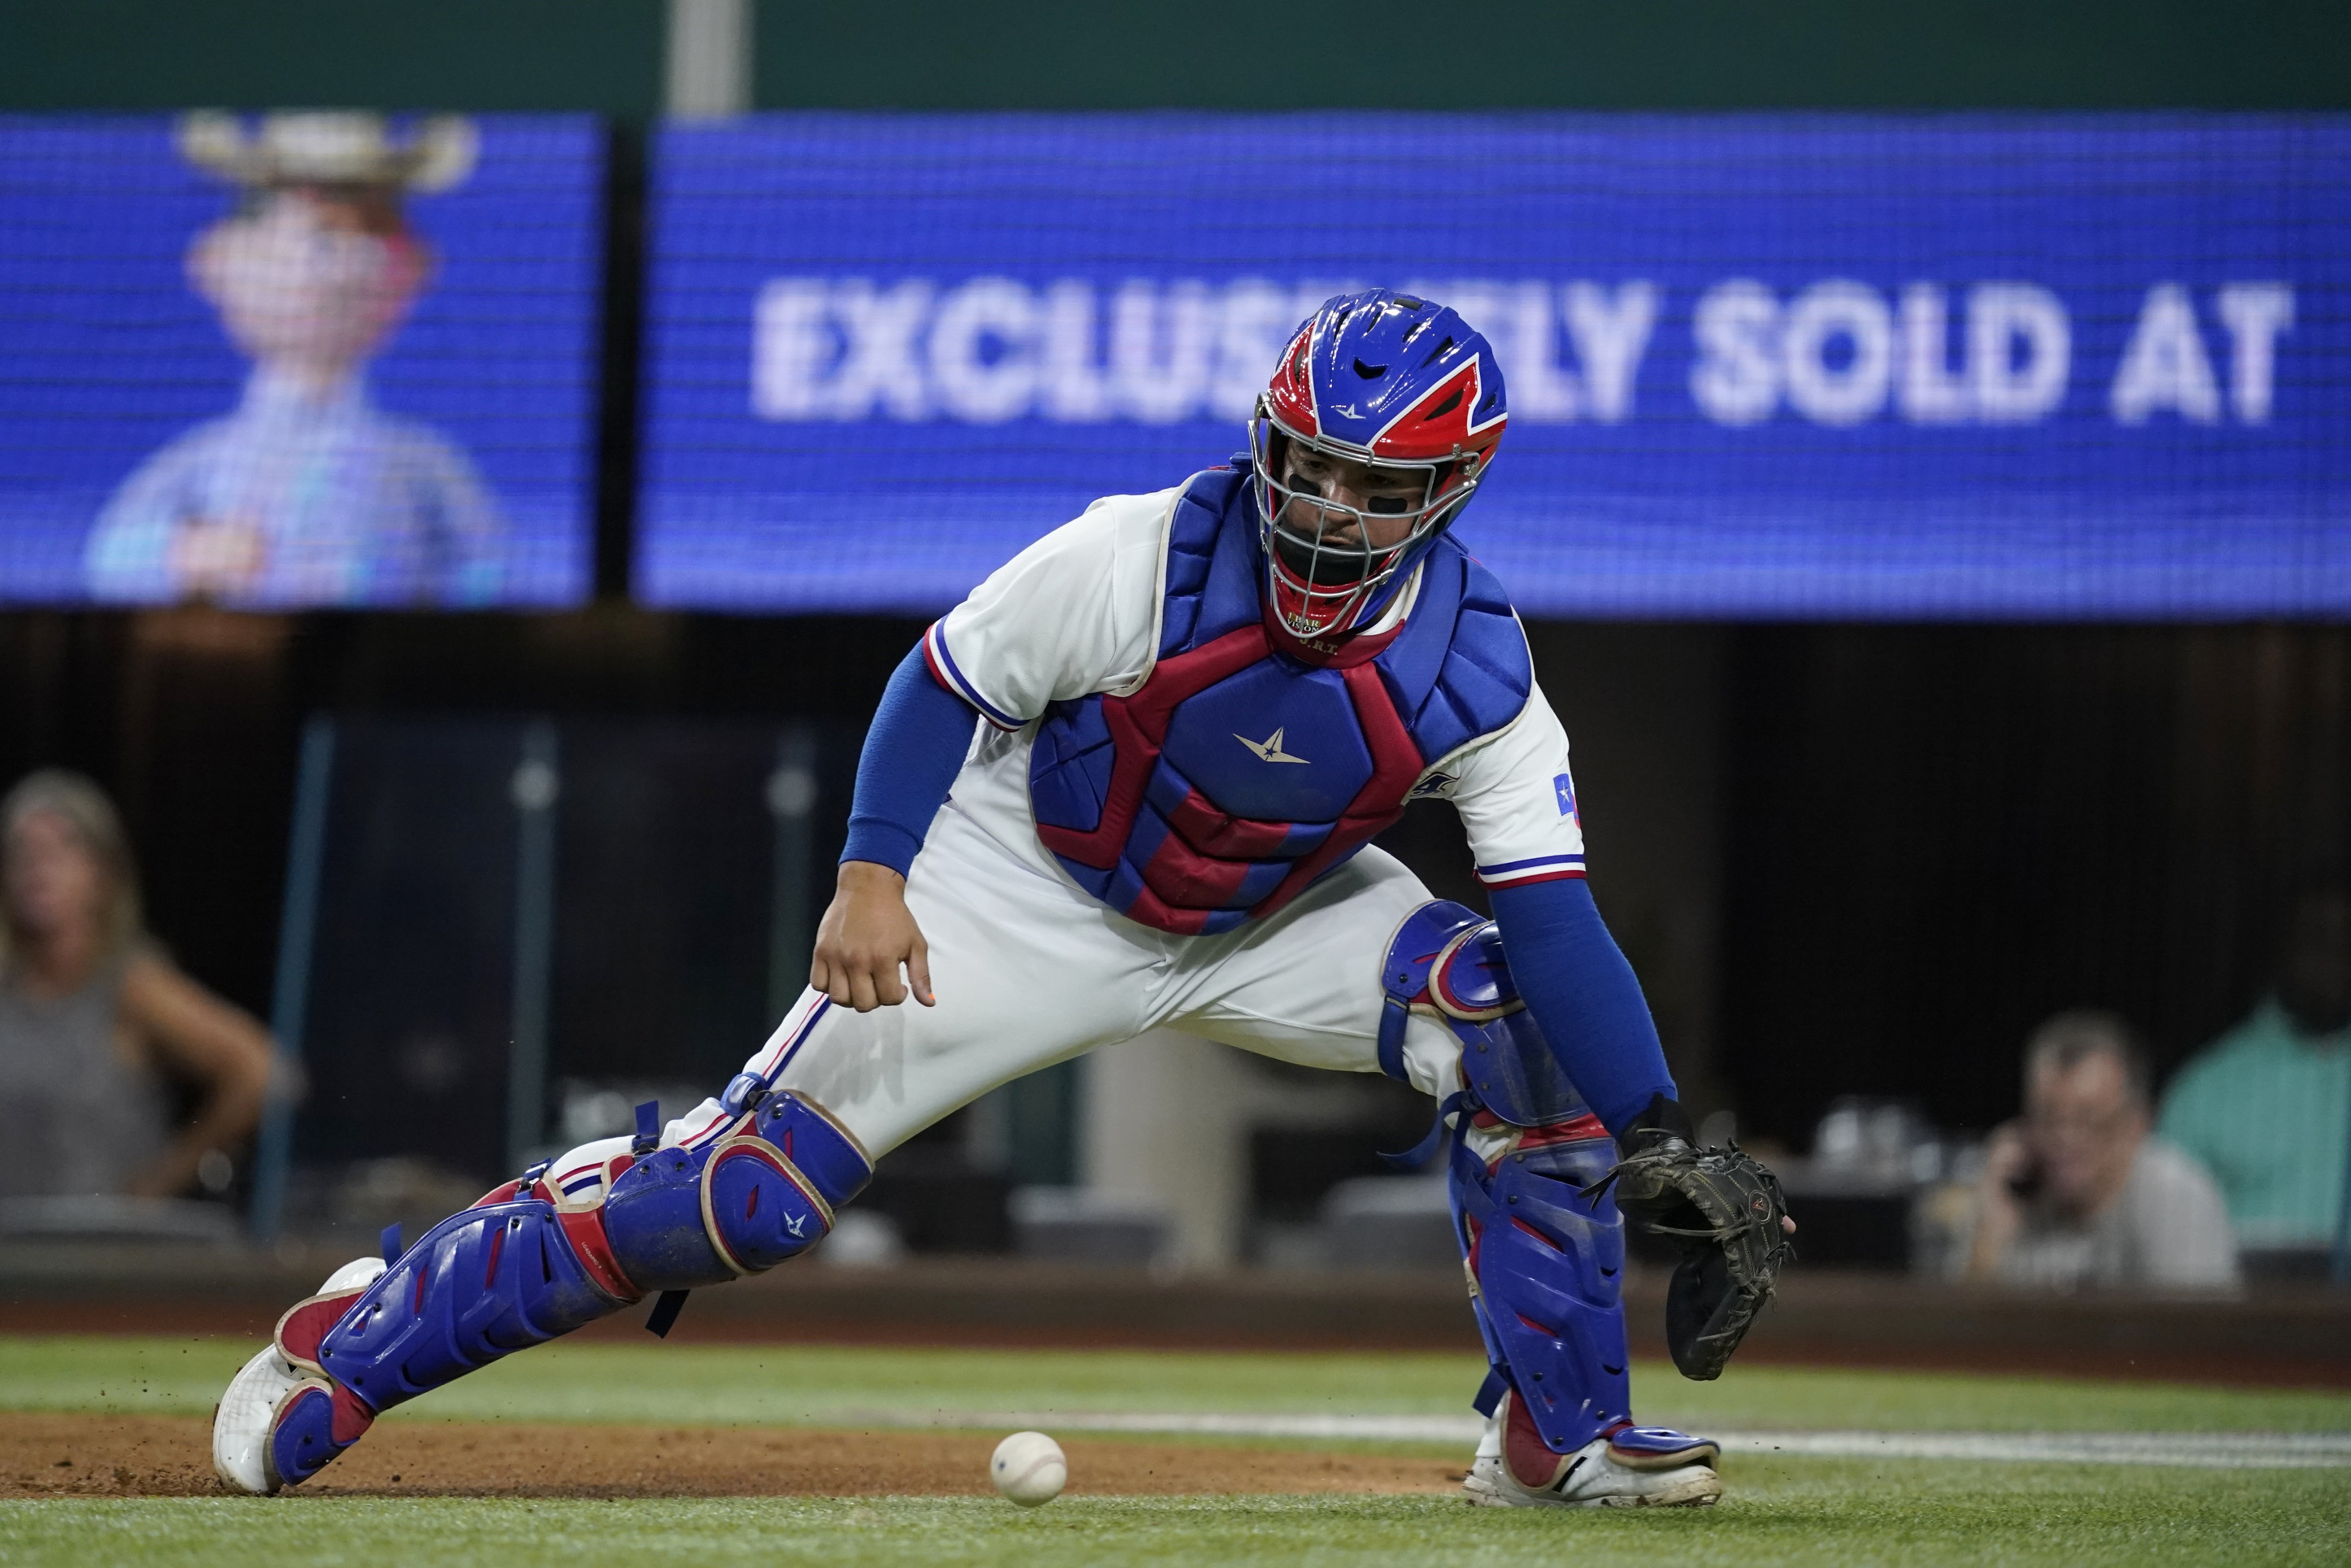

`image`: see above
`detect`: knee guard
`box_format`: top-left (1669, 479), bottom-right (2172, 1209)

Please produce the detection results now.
top-left (601, 1087), bottom-right (872, 1288)
top-left (265, 1088), bottom-right (870, 1488)
top-left (1378, 899), bottom-right (1587, 1127)
top-left (1382, 900), bottom-right (1630, 1457)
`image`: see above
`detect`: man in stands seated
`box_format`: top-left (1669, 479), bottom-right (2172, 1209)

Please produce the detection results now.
top-left (1966, 1010), bottom-right (2237, 1292)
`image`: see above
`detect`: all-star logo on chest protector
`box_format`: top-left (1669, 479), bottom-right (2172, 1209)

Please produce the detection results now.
top-left (1025, 467), bottom-right (1535, 936)
top-left (1236, 727), bottom-right (1310, 764)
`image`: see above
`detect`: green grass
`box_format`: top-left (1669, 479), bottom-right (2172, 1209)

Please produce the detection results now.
top-left (4, 1461), bottom-right (2350, 1568)
top-left (2, 1335), bottom-right (2348, 1435)
top-left (3, 1335), bottom-right (2349, 1563)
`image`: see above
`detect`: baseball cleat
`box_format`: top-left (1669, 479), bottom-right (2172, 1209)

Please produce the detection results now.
top-left (211, 1255), bottom-right (385, 1495)
top-left (1462, 1392), bottom-right (1722, 1509)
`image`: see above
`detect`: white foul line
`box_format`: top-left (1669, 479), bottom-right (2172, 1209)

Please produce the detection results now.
top-left (851, 1411), bottom-right (2351, 1470)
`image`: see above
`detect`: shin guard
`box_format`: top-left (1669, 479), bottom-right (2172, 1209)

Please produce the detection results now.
top-left (264, 1089), bottom-right (870, 1489)
top-left (1451, 1128), bottom-right (1632, 1455)
top-left (268, 1199), bottom-right (620, 1487)
top-left (1387, 901), bottom-right (1635, 1459)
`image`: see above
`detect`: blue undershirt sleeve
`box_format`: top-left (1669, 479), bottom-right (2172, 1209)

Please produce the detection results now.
top-left (1487, 878), bottom-right (1678, 1139)
top-left (840, 645), bottom-right (982, 878)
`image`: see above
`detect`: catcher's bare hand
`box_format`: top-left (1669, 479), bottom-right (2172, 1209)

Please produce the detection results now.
top-left (812, 860), bottom-right (934, 1011)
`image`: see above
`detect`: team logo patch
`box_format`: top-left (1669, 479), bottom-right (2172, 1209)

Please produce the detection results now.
top-left (1554, 771), bottom-right (1578, 821)
top-left (1410, 769), bottom-right (1458, 799)
top-left (1235, 727), bottom-right (1309, 764)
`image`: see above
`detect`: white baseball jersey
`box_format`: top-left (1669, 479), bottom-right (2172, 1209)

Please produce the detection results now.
top-left (922, 484), bottom-right (1590, 895)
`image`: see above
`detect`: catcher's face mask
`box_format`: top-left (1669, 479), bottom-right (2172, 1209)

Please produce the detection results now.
top-left (1250, 413), bottom-right (1479, 638)
top-left (1250, 288), bottom-right (1508, 639)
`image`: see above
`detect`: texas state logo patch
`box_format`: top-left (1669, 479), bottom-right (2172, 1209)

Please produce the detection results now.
top-left (1553, 770), bottom-right (1579, 826)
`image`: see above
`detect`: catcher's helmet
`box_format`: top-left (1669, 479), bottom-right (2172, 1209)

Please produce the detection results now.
top-left (1251, 289), bottom-right (1509, 638)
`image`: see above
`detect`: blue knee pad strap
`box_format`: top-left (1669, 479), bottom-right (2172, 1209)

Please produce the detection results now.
top-left (1450, 1130), bottom-right (1632, 1455)
top-left (1378, 901), bottom-right (1489, 1082)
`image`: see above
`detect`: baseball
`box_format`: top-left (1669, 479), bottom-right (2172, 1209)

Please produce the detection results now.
top-left (990, 1430), bottom-right (1067, 1506)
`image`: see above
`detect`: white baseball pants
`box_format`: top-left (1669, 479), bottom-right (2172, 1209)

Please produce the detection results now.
top-left (659, 800), bottom-right (1467, 1161)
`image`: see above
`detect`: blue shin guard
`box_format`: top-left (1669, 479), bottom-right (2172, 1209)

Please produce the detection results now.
top-left (1382, 901), bottom-right (1635, 1457)
top-left (266, 1090), bottom-right (869, 1488)
top-left (1451, 1130), bottom-right (1632, 1453)
top-left (268, 1199), bottom-right (622, 1485)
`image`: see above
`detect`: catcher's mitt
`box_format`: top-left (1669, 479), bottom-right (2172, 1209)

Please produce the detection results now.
top-left (1596, 1095), bottom-right (1793, 1381)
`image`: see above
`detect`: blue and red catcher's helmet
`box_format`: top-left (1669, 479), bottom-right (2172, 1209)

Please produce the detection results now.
top-left (1251, 289), bottom-right (1509, 638)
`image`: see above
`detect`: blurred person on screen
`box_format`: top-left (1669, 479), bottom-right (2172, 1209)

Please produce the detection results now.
top-left (1964, 1010), bottom-right (2237, 1292)
top-left (2158, 885), bottom-right (2351, 1255)
top-left (84, 112), bottom-right (503, 608)
top-left (0, 771), bottom-right (276, 1200)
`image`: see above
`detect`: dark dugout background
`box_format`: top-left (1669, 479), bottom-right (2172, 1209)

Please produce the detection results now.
top-left (2, 0), bottom-right (2349, 1146)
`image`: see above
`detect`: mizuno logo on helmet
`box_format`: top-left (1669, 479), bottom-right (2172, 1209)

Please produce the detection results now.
top-left (1235, 728), bottom-right (1309, 764)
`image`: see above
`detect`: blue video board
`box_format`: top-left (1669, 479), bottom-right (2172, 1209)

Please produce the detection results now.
top-left (639, 113), bottom-right (2351, 619)
top-left (0, 114), bottom-right (603, 608)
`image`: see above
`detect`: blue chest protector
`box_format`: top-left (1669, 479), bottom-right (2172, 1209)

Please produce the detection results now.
top-left (1028, 467), bottom-right (1533, 935)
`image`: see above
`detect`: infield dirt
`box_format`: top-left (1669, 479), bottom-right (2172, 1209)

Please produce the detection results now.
top-left (0, 1413), bottom-right (1461, 1499)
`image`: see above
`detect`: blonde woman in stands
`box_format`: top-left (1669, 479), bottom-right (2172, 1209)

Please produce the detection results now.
top-left (0, 770), bottom-right (275, 1203)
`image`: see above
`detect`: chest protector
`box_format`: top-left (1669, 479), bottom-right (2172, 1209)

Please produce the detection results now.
top-left (1029, 466), bottom-right (1532, 935)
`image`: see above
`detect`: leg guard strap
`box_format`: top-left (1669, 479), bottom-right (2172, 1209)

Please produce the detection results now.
top-left (1378, 901), bottom-right (1489, 1082)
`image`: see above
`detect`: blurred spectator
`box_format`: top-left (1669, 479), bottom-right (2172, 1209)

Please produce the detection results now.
top-left (2159, 885), bottom-right (2351, 1254)
top-left (0, 770), bottom-right (275, 1200)
top-left (1966, 1010), bottom-right (2237, 1291)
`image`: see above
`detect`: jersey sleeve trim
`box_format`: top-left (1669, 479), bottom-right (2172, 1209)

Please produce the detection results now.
top-left (1475, 852), bottom-right (1587, 888)
top-left (921, 620), bottom-right (1024, 732)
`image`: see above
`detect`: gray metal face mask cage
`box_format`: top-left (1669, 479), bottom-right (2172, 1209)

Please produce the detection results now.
top-left (1248, 401), bottom-right (1482, 635)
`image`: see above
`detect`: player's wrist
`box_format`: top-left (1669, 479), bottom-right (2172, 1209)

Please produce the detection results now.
top-left (838, 821), bottom-right (921, 880)
top-left (837, 860), bottom-right (907, 907)
top-left (1618, 1091), bottom-right (1696, 1156)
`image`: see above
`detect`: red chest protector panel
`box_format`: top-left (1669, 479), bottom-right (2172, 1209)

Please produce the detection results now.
top-left (1028, 468), bottom-right (1532, 935)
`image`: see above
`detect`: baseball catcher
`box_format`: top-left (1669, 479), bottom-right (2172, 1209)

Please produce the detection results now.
top-left (214, 288), bottom-right (1790, 1506)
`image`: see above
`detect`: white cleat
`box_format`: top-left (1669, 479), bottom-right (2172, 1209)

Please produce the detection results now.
top-left (1465, 1444), bottom-right (1724, 1508)
top-left (211, 1342), bottom-right (302, 1495)
top-left (1462, 1392), bottom-right (1723, 1509)
top-left (211, 1256), bottom-right (386, 1496)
